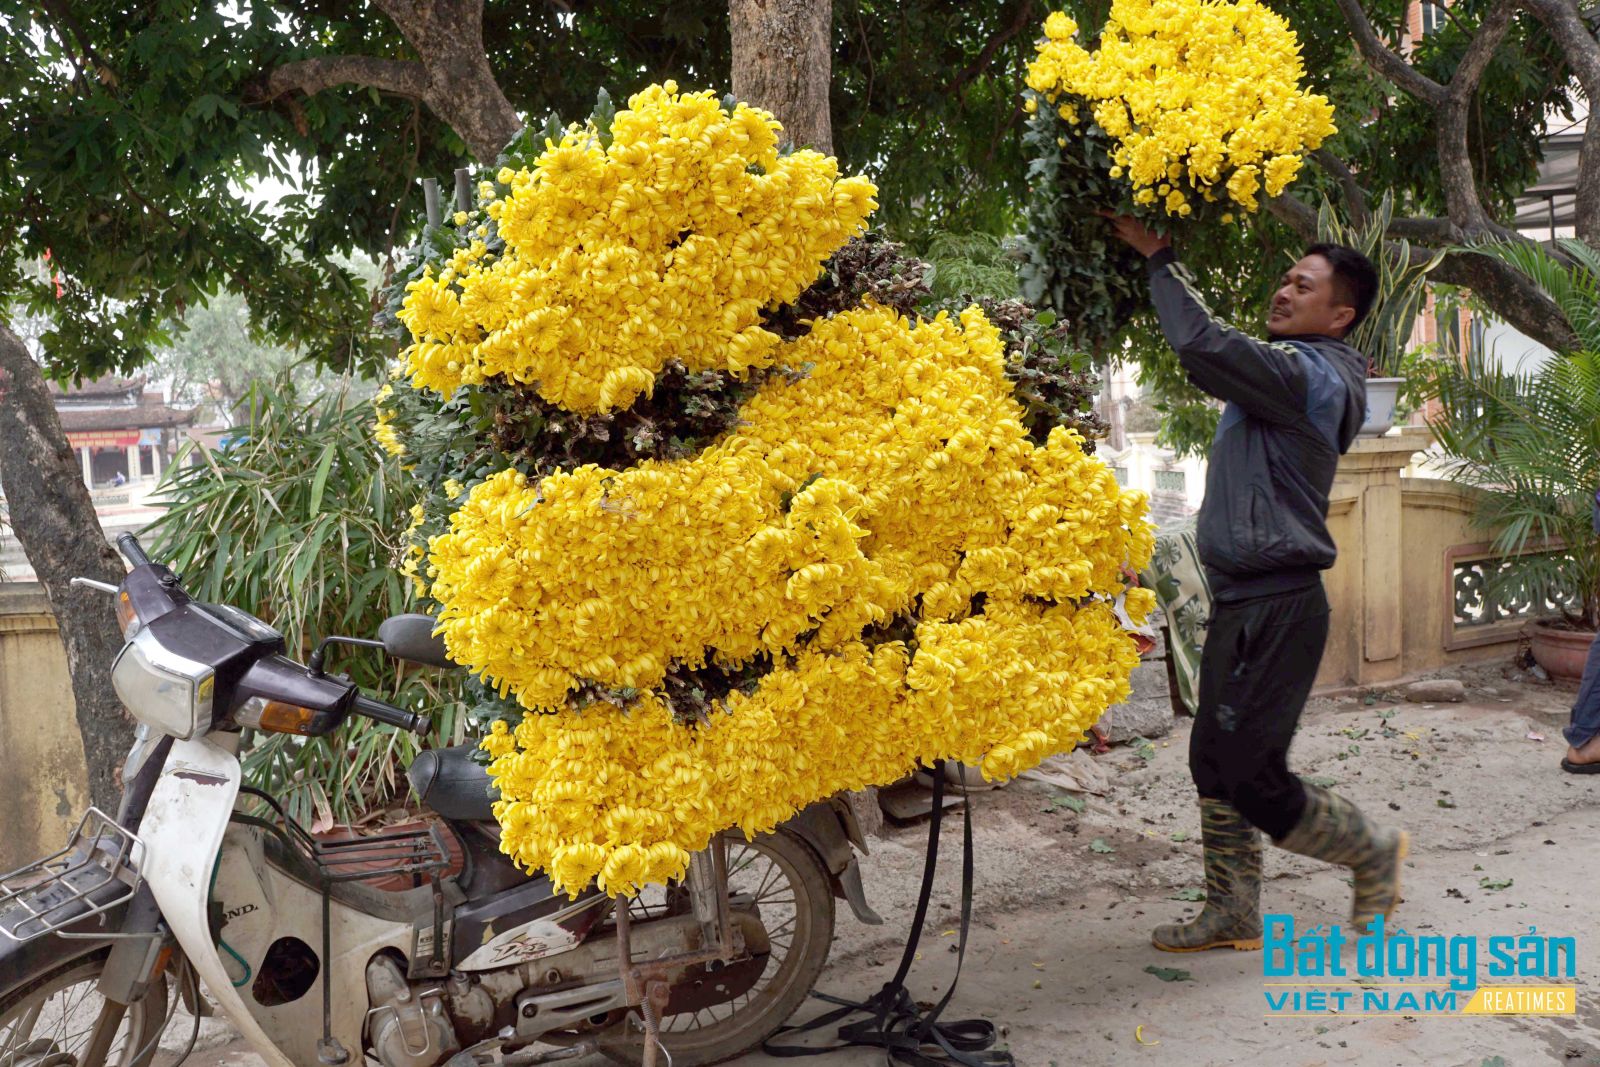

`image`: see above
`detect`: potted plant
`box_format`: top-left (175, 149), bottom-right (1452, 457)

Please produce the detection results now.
top-left (1315, 193), bottom-right (1446, 435)
top-left (1418, 238), bottom-right (1600, 679)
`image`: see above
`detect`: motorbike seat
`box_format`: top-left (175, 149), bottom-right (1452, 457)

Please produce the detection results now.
top-left (406, 744), bottom-right (499, 823)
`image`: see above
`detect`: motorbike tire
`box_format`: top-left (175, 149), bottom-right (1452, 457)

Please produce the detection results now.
top-left (597, 829), bottom-right (835, 1067)
top-left (0, 949), bottom-right (170, 1067)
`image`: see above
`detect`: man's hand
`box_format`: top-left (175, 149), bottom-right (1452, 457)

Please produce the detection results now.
top-left (1100, 212), bottom-right (1172, 259)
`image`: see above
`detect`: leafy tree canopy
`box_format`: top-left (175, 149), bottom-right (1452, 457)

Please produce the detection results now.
top-left (0, 0), bottom-right (1581, 444)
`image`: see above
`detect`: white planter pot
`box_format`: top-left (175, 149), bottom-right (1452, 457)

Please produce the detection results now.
top-left (1360, 377), bottom-right (1403, 436)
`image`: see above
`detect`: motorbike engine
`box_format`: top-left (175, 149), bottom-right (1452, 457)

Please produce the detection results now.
top-left (366, 956), bottom-right (462, 1067)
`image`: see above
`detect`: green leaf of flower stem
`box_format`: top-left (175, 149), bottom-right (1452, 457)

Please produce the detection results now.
top-left (1144, 965), bottom-right (1193, 982)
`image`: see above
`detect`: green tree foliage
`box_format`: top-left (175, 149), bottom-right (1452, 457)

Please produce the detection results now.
top-left (6, 1), bottom-right (1581, 415)
top-left (1416, 239), bottom-right (1600, 631)
top-left (0, 4), bottom-right (378, 378)
top-left (153, 292), bottom-right (306, 421)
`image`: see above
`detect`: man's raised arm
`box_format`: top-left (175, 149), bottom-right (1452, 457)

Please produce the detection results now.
top-left (1145, 247), bottom-right (1310, 424)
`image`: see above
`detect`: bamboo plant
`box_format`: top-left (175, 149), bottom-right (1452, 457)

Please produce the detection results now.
top-left (145, 376), bottom-right (472, 829)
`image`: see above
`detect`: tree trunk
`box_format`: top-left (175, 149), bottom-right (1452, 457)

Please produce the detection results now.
top-left (0, 324), bottom-right (130, 813)
top-left (729, 0), bottom-right (833, 153)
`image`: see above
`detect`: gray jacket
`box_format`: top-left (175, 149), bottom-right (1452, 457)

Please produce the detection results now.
top-left (1146, 249), bottom-right (1368, 601)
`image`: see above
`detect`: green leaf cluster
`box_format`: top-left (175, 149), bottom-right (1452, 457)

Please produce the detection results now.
top-left (142, 377), bottom-right (476, 827)
top-left (1415, 239), bottom-right (1600, 631)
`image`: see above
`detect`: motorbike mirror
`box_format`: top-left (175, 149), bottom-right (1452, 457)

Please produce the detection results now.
top-left (378, 614), bottom-right (458, 670)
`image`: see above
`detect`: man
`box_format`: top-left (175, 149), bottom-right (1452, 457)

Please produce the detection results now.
top-left (1107, 215), bottom-right (1407, 952)
top-left (1558, 483), bottom-right (1600, 774)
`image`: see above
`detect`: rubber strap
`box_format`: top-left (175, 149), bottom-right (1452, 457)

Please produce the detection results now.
top-left (762, 763), bottom-right (1014, 1066)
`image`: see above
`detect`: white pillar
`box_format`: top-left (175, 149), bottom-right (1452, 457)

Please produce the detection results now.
top-left (151, 446), bottom-right (163, 481)
top-left (79, 447), bottom-right (92, 487)
top-left (126, 445), bottom-right (140, 483)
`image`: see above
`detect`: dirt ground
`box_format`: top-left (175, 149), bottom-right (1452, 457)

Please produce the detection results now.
top-left (173, 663), bottom-right (1600, 1067)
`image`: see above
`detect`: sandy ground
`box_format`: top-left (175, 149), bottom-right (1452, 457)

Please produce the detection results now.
top-left (165, 664), bottom-right (1600, 1067)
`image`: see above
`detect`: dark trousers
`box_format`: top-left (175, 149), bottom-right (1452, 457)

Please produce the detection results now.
top-left (1190, 582), bottom-right (1330, 840)
top-left (1562, 633), bottom-right (1600, 748)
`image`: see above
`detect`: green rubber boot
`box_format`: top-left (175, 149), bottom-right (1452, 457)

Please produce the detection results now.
top-left (1276, 783), bottom-right (1409, 931)
top-left (1152, 798), bottom-right (1263, 953)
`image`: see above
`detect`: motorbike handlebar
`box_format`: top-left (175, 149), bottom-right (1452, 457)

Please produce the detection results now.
top-left (351, 694), bottom-right (427, 735)
top-left (117, 533), bottom-right (153, 569)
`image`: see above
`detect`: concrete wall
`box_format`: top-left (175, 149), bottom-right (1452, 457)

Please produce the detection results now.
top-left (1318, 430), bottom-right (1530, 690)
top-left (0, 584), bottom-right (91, 871)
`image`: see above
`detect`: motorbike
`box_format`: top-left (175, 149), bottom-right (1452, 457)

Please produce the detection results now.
top-left (0, 533), bottom-right (881, 1067)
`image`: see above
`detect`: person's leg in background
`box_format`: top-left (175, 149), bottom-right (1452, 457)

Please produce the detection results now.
top-left (1560, 633), bottom-right (1600, 772)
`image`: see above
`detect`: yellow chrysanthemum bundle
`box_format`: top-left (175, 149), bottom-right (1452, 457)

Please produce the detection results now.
top-left (372, 385), bottom-right (405, 458)
top-left (396, 81), bottom-right (877, 411)
top-left (481, 598), bottom-right (1139, 896)
top-left (428, 306), bottom-right (1151, 709)
top-left (390, 84), bottom-right (1154, 896)
top-left (1026, 0), bottom-right (1336, 216)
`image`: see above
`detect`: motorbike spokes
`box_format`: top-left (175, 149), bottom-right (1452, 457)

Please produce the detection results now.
top-left (657, 839), bottom-right (796, 1036)
top-left (0, 957), bottom-right (165, 1067)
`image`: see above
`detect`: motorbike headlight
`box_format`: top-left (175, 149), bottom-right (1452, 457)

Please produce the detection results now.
top-left (110, 627), bottom-right (216, 739)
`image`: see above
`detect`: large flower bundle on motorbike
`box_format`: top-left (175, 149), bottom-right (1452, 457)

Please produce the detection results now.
top-left (1020, 0), bottom-right (1336, 349)
top-left (379, 83), bottom-right (1154, 897)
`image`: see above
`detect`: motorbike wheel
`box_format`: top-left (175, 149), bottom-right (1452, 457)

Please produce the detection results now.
top-left (597, 829), bottom-right (835, 1067)
top-left (0, 950), bottom-right (169, 1067)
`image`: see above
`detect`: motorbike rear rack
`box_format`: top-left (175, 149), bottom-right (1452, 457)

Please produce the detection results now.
top-left (0, 807), bottom-right (143, 944)
top-left (236, 786), bottom-right (451, 885)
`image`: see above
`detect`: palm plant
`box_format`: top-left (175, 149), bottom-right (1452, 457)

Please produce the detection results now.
top-left (144, 376), bottom-right (471, 829)
top-left (1416, 238), bottom-right (1600, 631)
top-left (1316, 192), bottom-right (1446, 378)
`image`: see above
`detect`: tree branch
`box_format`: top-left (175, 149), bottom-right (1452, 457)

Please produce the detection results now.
top-left (1311, 149), bottom-right (1369, 228)
top-left (1447, 2), bottom-right (1517, 103)
top-left (1521, 0), bottom-right (1600, 245)
top-left (1385, 215), bottom-right (1465, 242)
top-left (1435, 3), bottom-right (1517, 233)
top-left (944, 0), bottom-right (1038, 95)
top-left (262, 56), bottom-right (431, 102)
top-left (0, 323), bottom-right (131, 813)
top-left (1332, 0), bottom-right (1446, 104)
top-left (1266, 192), bottom-right (1318, 241)
top-left (1430, 247), bottom-right (1580, 352)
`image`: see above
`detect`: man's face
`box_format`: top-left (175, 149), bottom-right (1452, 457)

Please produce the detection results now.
top-left (1266, 254), bottom-right (1356, 339)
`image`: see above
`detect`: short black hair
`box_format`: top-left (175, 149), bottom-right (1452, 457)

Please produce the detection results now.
top-left (1303, 242), bottom-right (1379, 334)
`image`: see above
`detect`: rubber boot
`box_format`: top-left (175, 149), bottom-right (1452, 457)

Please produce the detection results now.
top-left (1151, 798), bottom-right (1263, 952)
top-left (1276, 783), bottom-right (1409, 930)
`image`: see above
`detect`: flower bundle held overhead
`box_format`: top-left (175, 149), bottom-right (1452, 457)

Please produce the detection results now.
top-left (381, 84), bottom-right (1153, 897)
top-left (1027, 3), bottom-right (1335, 217)
top-left (1019, 0), bottom-right (1335, 350)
